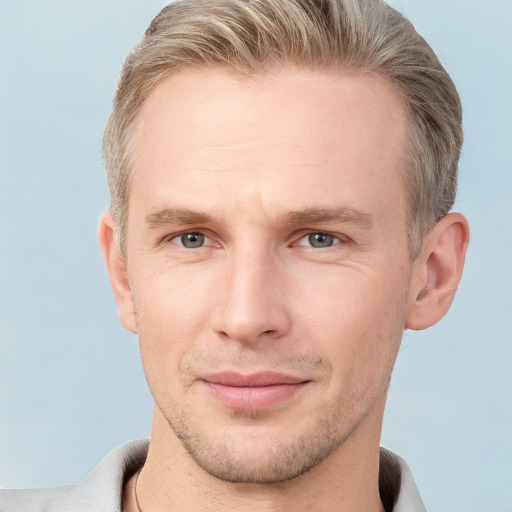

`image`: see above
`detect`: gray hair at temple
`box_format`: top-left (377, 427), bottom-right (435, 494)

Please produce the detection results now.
top-left (103, 0), bottom-right (462, 259)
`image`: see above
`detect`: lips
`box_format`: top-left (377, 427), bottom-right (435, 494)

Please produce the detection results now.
top-left (201, 372), bottom-right (309, 411)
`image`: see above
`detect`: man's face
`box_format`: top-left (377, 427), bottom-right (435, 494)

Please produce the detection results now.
top-left (124, 67), bottom-right (413, 482)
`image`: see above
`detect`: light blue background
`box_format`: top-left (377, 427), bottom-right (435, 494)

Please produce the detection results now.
top-left (1, 1), bottom-right (511, 511)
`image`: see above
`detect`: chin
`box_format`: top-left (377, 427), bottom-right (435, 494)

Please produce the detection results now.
top-left (165, 409), bottom-right (356, 484)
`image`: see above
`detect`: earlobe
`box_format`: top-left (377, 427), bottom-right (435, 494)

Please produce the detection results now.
top-left (98, 212), bottom-right (138, 334)
top-left (405, 212), bottom-right (469, 331)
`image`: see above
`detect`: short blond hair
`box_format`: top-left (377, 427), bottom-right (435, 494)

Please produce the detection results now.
top-left (103, 0), bottom-right (462, 258)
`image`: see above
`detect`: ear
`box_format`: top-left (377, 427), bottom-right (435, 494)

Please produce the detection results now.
top-left (98, 212), bottom-right (138, 334)
top-left (405, 212), bottom-right (469, 330)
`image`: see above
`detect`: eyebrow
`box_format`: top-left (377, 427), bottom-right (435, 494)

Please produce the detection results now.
top-left (283, 207), bottom-right (374, 228)
top-left (145, 208), bottom-right (214, 228)
top-left (145, 206), bottom-right (374, 229)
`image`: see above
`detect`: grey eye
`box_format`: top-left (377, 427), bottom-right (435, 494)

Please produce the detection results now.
top-left (308, 233), bottom-right (335, 248)
top-left (179, 232), bottom-right (205, 248)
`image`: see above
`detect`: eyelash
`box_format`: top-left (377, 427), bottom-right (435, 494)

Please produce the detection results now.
top-left (167, 231), bottom-right (215, 249)
top-left (294, 232), bottom-right (346, 249)
top-left (165, 230), bottom-right (347, 250)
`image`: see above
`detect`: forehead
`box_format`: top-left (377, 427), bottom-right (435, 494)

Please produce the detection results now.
top-left (129, 66), bottom-right (408, 224)
top-left (133, 66), bottom-right (407, 156)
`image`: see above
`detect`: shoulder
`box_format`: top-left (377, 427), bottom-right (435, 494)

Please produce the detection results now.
top-left (0, 439), bottom-right (148, 512)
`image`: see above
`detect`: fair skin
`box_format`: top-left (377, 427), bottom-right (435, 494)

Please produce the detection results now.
top-left (99, 67), bottom-right (469, 512)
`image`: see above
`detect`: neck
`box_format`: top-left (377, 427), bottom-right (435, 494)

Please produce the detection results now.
top-left (125, 399), bottom-right (387, 512)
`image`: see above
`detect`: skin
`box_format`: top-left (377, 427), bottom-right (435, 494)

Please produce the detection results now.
top-left (99, 67), bottom-right (469, 512)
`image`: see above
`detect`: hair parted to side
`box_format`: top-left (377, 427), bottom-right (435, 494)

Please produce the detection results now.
top-left (103, 0), bottom-right (462, 259)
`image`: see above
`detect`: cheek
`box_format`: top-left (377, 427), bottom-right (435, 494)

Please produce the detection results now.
top-left (296, 267), bottom-right (407, 379)
top-left (129, 267), bottom-right (213, 391)
top-left (132, 260), bottom-right (212, 331)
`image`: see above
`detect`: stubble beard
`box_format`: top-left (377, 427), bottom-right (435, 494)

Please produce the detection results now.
top-left (157, 385), bottom-right (387, 484)
top-left (138, 282), bottom-right (409, 485)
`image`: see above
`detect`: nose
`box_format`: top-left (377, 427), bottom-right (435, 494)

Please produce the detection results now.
top-left (211, 248), bottom-right (292, 344)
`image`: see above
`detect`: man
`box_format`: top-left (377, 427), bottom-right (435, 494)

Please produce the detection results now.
top-left (1, 0), bottom-right (469, 510)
